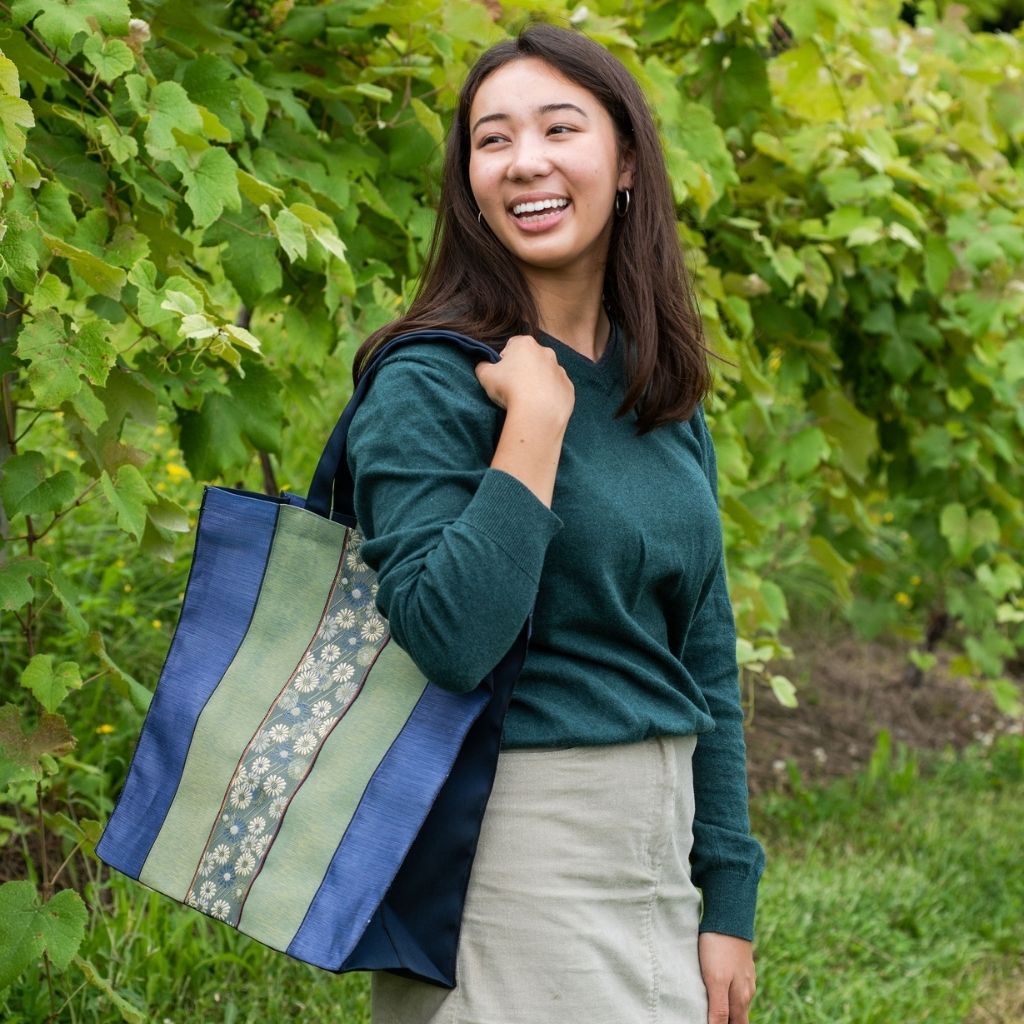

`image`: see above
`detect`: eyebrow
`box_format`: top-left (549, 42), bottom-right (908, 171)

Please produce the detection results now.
top-left (471, 102), bottom-right (590, 136)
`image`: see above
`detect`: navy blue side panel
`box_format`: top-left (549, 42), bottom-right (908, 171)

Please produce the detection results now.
top-left (343, 623), bottom-right (529, 986)
top-left (285, 682), bottom-right (490, 973)
top-left (96, 487), bottom-right (281, 877)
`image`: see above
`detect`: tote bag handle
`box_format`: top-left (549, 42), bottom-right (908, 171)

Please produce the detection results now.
top-left (305, 330), bottom-right (500, 522)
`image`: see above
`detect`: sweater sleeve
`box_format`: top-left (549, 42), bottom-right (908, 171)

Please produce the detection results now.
top-left (345, 345), bottom-right (564, 693)
top-left (684, 405), bottom-right (766, 941)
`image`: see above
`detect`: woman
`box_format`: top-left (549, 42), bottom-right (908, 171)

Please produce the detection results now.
top-left (346, 22), bottom-right (765, 1024)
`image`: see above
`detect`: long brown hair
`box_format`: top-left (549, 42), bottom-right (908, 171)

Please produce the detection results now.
top-left (351, 22), bottom-right (713, 432)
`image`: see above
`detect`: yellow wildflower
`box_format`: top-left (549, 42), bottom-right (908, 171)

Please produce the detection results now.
top-left (882, 511), bottom-right (895, 523)
top-left (895, 592), bottom-right (911, 607)
top-left (910, 575), bottom-right (921, 586)
top-left (96, 723), bottom-right (115, 735)
top-left (166, 463), bottom-right (189, 480)
top-left (152, 620), bottom-right (162, 629)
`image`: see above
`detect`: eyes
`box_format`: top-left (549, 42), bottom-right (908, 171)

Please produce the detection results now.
top-left (476, 124), bottom-right (578, 148)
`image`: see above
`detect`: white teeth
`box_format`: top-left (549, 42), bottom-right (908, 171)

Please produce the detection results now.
top-left (512, 198), bottom-right (569, 216)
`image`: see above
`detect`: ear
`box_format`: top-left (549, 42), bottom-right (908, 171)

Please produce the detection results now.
top-left (617, 143), bottom-right (635, 191)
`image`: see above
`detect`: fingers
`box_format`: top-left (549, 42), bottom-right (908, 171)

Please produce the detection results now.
top-left (706, 976), bottom-right (731, 1024)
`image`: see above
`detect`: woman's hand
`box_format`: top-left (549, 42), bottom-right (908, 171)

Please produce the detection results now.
top-left (698, 932), bottom-right (757, 1024)
top-left (476, 335), bottom-right (574, 508)
top-left (475, 334), bottom-right (575, 426)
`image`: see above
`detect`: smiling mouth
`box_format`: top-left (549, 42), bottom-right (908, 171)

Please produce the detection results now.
top-left (510, 198), bottom-right (571, 222)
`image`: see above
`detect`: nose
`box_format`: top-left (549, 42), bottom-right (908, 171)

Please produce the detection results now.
top-left (505, 134), bottom-right (552, 182)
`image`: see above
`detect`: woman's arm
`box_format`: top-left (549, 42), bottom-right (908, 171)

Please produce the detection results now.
top-left (346, 342), bottom-right (568, 692)
top-left (684, 405), bottom-right (767, 941)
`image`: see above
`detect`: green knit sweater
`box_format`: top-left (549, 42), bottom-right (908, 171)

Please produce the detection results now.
top-left (345, 321), bottom-right (766, 941)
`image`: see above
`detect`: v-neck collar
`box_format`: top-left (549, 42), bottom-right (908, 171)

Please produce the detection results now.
top-left (537, 319), bottom-right (623, 393)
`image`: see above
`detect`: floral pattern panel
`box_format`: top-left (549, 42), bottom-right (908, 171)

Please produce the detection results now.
top-left (185, 527), bottom-right (390, 925)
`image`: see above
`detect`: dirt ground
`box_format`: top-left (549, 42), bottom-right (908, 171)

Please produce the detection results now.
top-left (743, 628), bottom-right (1023, 796)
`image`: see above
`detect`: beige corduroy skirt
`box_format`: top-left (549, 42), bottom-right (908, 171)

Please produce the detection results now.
top-left (371, 733), bottom-right (709, 1024)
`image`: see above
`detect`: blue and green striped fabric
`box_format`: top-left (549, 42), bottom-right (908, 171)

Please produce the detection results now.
top-left (97, 332), bottom-right (527, 986)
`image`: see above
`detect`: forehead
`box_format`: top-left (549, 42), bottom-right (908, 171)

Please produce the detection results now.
top-left (469, 57), bottom-right (601, 122)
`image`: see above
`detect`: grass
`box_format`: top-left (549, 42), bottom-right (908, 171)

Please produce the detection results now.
top-left (4, 734), bottom-right (1022, 1023)
top-left (750, 733), bottom-right (1024, 1024)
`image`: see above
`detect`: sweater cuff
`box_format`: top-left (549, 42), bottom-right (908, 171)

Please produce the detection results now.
top-left (695, 869), bottom-right (761, 941)
top-left (459, 468), bottom-right (563, 583)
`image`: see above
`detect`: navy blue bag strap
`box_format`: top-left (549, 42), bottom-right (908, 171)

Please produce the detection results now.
top-left (305, 329), bottom-right (501, 521)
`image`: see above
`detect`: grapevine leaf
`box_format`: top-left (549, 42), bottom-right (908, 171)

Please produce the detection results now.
top-left (0, 557), bottom-right (47, 612)
top-left (82, 35), bottom-right (135, 82)
top-left (0, 210), bottom-right (42, 291)
top-left (182, 55), bottom-right (244, 140)
top-left (940, 502), bottom-right (969, 559)
top-left (10, 0), bottom-right (131, 51)
top-left (96, 120), bottom-right (137, 163)
top-left (17, 311), bottom-right (117, 405)
top-left (272, 207), bottom-right (307, 262)
top-left (20, 654), bottom-right (83, 714)
top-left (86, 632), bottom-right (151, 713)
top-left (143, 80), bottom-right (202, 159)
top-left (43, 235), bottom-right (127, 299)
top-left (0, 704), bottom-right (76, 791)
top-left (706, 0), bottom-right (749, 26)
top-left (0, 451), bottom-right (75, 519)
top-left (181, 146), bottom-right (241, 228)
top-left (0, 882), bottom-right (87, 990)
top-left (100, 464), bottom-right (156, 540)
top-left (46, 566), bottom-right (89, 635)
top-left (769, 674), bottom-right (798, 708)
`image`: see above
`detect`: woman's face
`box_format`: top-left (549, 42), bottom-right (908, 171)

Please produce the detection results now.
top-left (467, 57), bottom-right (634, 282)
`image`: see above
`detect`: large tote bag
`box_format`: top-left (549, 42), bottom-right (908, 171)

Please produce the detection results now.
top-left (96, 330), bottom-right (526, 987)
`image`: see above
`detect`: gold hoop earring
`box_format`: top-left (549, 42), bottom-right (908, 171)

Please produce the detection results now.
top-left (477, 209), bottom-right (484, 226)
top-left (615, 188), bottom-right (632, 218)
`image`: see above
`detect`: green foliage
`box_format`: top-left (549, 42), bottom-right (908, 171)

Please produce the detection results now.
top-left (0, 0), bottom-right (1022, 1017)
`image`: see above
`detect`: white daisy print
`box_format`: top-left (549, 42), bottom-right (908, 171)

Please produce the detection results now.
top-left (199, 881), bottom-right (216, 904)
top-left (294, 663), bottom-right (321, 693)
top-left (312, 699), bottom-right (332, 718)
top-left (371, 581), bottom-right (379, 597)
top-left (248, 815), bottom-right (267, 835)
top-left (253, 833), bottom-right (271, 855)
top-left (335, 680), bottom-right (359, 704)
top-left (186, 889), bottom-right (199, 908)
top-left (356, 645), bottom-right (377, 666)
top-left (331, 661), bottom-right (355, 684)
top-left (316, 718), bottom-right (332, 738)
top-left (234, 852), bottom-right (256, 877)
top-left (268, 723), bottom-right (290, 743)
top-left (199, 853), bottom-right (215, 877)
top-left (332, 609), bottom-right (356, 630)
top-left (269, 797), bottom-right (287, 819)
top-left (319, 643), bottom-right (341, 664)
top-left (211, 843), bottom-right (231, 865)
top-left (346, 549), bottom-right (367, 572)
top-left (361, 615), bottom-right (385, 642)
top-left (229, 783), bottom-right (254, 809)
top-left (287, 758), bottom-right (307, 779)
top-left (248, 756), bottom-right (271, 777)
top-left (251, 731), bottom-right (272, 753)
top-left (263, 774), bottom-right (285, 797)
top-left (210, 899), bottom-right (231, 920)
top-left (294, 732), bottom-right (317, 755)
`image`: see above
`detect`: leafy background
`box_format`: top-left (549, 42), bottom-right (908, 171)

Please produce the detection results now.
top-left (0, 0), bottom-right (1022, 1020)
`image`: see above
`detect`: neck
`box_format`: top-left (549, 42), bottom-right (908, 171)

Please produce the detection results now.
top-left (520, 264), bottom-right (610, 362)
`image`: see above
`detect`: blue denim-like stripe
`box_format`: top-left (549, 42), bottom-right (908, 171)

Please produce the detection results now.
top-left (285, 683), bottom-right (488, 971)
top-left (96, 487), bottom-right (281, 878)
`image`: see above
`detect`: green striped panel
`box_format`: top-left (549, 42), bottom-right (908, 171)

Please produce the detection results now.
top-left (140, 505), bottom-right (345, 899)
top-left (237, 639), bottom-right (428, 949)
